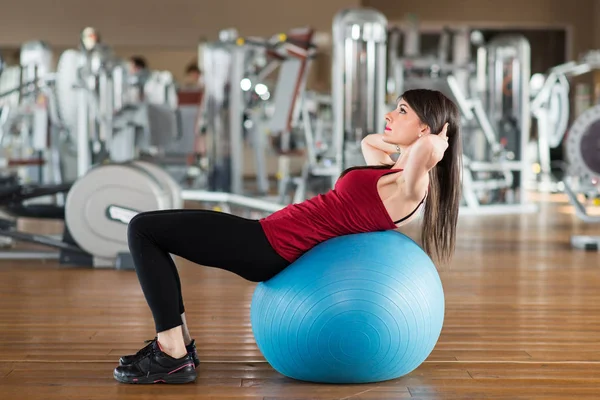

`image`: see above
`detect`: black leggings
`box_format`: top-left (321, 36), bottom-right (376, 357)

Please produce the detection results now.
top-left (127, 209), bottom-right (290, 332)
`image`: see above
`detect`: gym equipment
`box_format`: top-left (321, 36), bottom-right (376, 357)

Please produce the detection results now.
top-left (197, 27), bottom-right (315, 196)
top-left (388, 22), bottom-right (536, 215)
top-left (332, 8), bottom-right (388, 171)
top-left (530, 50), bottom-right (600, 191)
top-left (0, 41), bottom-right (66, 187)
top-left (182, 189), bottom-right (283, 215)
top-left (562, 104), bottom-right (600, 250)
top-left (529, 69), bottom-right (570, 190)
top-left (0, 32), bottom-right (185, 267)
top-left (251, 231), bottom-right (445, 384)
top-left (279, 8), bottom-right (387, 204)
top-left (0, 177), bottom-right (71, 219)
top-left (53, 27), bottom-right (180, 182)
top-left (470, 34), bottom-right (534, 215)
top-left (449, 72), bottom-right (537, 215)
top-left (64, 161), bottom-right (182, 264)
top-left (389, 22), bottom-right (473, 100)
top-left (0, 32), bottom-right (181, 190)
top-left (483, 35), bottom-right (531, 166)
top-left (0, 160), bottom-right (182, 268)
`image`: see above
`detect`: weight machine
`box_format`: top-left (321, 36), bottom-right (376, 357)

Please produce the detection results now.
top-left (187, 26), bottom-right (316, 209)
top-left (55, 27), bottom-right (180, 180)
top-left (0, 41), bottom-right (66, 187)
top-left (387, 20), bottom-right (536, 215)
top-left (198, 28), bottom-right (272, 196)
top-left (278, 8), bottom-right (388, 205)
top-left (183, 9), bottom-right (389, 213)
top-left (456, 33), bottom-right (535, 215)
top-left (332, 9), bottom-right (388, 172)
top-left (530, 50), bottom-right (600, 191)
top-left (562, 104), bottom-right (600, 250)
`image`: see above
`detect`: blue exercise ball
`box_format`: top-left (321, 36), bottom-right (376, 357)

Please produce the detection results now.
top-left (250, 231), bottom-right (445, 384)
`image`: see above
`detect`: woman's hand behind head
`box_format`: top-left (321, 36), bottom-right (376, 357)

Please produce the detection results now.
top-left (430, 122), bottom-right (449, 162)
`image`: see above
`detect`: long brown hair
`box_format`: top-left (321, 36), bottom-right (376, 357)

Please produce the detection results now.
top-left (342, 89), bottom-right (462, 265)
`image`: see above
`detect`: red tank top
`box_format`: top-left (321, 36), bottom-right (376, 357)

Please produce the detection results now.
top-left (260, 168), bottom-right (406, 263)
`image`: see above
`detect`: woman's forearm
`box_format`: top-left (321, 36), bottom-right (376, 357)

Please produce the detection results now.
top-left (361, 134), bottom-right (397, 166)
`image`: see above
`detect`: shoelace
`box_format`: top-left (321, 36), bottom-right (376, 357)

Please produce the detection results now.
top-left (145, 341), bottom-right (157, 378)
top-left (134, 338), bottom-right (157, 359)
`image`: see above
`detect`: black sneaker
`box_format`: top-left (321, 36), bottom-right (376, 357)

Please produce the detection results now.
top-left (119, 338), bottom-right (200, 368)
top-left (113, 340), bottom-right (196, 384)
top-left (186, 339), bottom-right (200, 368)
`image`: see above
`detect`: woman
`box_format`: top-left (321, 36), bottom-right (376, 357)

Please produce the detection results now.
top-left (113, 89), bottom-right (462, 384)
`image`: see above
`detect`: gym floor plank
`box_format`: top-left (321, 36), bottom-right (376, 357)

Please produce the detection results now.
top-left (0, 192), bottom-right (599, 399)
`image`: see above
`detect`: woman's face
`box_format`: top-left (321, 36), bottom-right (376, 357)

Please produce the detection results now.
top-left (382, 99), bottom-right (429, 146)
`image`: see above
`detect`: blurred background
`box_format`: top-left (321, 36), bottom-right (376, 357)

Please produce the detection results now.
top-left (0, 0), bottom-right (599, 262)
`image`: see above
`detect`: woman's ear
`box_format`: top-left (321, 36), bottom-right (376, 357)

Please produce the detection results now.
top-left (419, 124), bottom-right (431, 136)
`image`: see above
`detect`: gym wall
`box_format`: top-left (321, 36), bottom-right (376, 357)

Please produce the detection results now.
top-left (0, 0), bottom-right (360, 46)
top-left (365, 0), bottom-right (597, 58)
top-left (0, 0), bottom-right (359, 85)
top-left (596, 0), bottom-right (600, 47)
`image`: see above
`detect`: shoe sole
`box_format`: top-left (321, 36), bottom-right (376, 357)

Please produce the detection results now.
top-left (114, 366), bottom-right (197, 384)
top-left (119, 359), bottom-right (200, 368)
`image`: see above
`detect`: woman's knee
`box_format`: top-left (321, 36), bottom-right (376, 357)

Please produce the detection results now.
top-left (127, 211), bottom-right (156, 241)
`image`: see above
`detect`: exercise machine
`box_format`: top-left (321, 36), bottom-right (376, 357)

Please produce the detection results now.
top-left (0, 30), bottom-right (185, 268)
top-left (0, 160), bottom-right (183, 268)
top-left (0, 41), bottom-right (67, 188)
top-left (332, 8), bottom-right (388, 172)
top-left (530, 50), bottom-right (600, 191)
top-left (561, 104), bottom-right (600, 250)
top-left (54, 28), bottom-right (196, 190)
top-left (277, 8), bottom-right (388, 205)
top-left (387, 20), bottom-right (536, 215)
top-left (55, 27), bottom-right (180, 181)
top-left (194, 27), bottom-right (316, 199)
top-left (460, 33), bottom-right (535, 215)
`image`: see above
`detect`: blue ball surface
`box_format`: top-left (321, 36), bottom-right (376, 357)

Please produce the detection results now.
top-left (250, 231), bottom-right (445, 384)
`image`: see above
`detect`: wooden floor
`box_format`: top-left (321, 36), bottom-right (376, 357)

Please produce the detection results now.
top-left (1, 193), bottom-right (599, 399)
